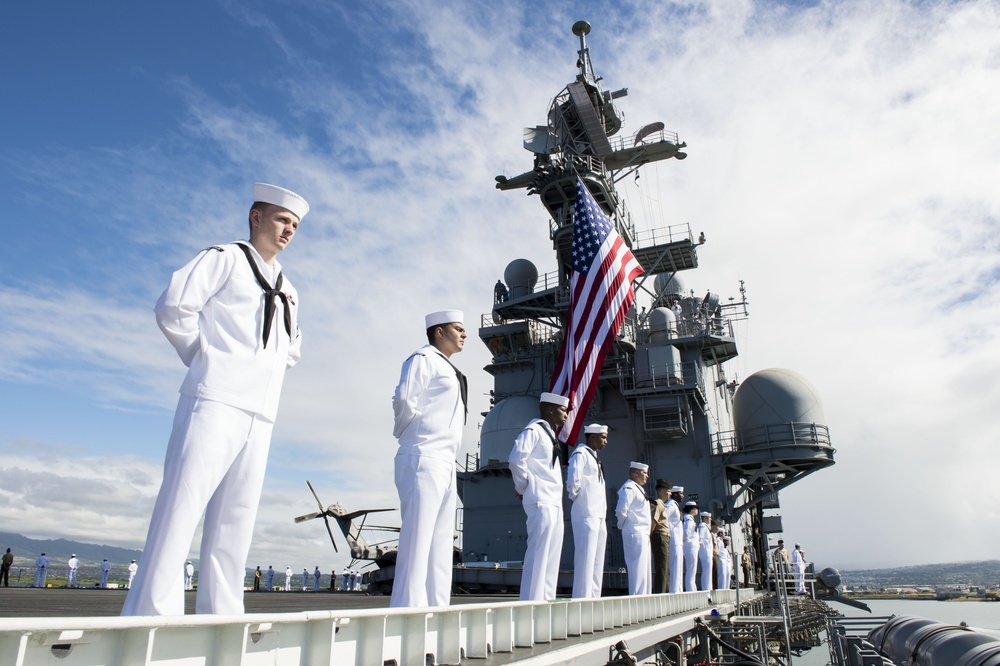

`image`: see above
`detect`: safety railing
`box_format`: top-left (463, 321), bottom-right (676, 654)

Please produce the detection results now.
top-left (0, 589), bottom-right (759, 666)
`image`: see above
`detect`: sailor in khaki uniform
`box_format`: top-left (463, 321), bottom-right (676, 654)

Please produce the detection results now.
top-left (391, 310), bottom-right (467, 608)
top-left (510, 392), bottom-right (569, 601)
top-left (616, 461), bottom-right (652, 595)
top-left (122, 183), bottom-right (307, 617)
top-left (566, 423), bottom-right (608, 598)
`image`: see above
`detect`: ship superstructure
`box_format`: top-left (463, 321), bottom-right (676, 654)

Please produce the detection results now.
top-left (458, 20), bottom-right (836, 590)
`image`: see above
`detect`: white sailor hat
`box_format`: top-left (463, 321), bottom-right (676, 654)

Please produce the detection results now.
top-left (253, 182), bottom-right (310, 220)
top-left (539, 392), bottom-right (570, 407)
top-left (71, 554), bottom-right (76, 557)
top-left (795, 543), bottom-right (801, 548)
top-left (701, 512), bottom-right (712, 519)
top-left (583, 423), bottom-right (608, 434)
top-left (670, 485), bottom-right (684, 493)
top-left (629, 461), bottom-right (648, 471)
top-left (684, 501), bottom-right (698, 508)
top-left (425, 310), bottom-right (464, 328)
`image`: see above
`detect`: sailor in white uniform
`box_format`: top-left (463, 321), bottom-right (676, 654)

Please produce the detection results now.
top-left (717, 533), bottom-right (731, 590)
top-left (510, 392), bottom-right (569, 601)
top-left (67, 554), bottom-right (79, 588)
top-left (391, 310), bottom-right (467, 608)
top-left (682, 502), bottom-right (700, 592)
top-left (33, 553), bottom-right (48, 588)
top-left (100, 559), bottom-right (111, 588)
top-left (698, 512), bottom-right (714, 592)
top-left (121, 183), bottom-right (308, 617)
top-left (284, 567), bottom-right (292, 591)
top-left (313, 566), bottom-right (321, 591)
top-left (127, 560), bottom-right (138, 589)
top-left (616, 461), bottom-right (652, 595)
top-left (666, 486), bottom-right (684, 593)
top-left (566, 423), bottom-right (608, 598)
top-left (185, 561), bottom-right (194, 590)
top-left (791, 543), bottom-right (807, 594)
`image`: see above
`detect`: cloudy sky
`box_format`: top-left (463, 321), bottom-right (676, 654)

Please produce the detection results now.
top-left (1, 0), bottom-right (998, 573)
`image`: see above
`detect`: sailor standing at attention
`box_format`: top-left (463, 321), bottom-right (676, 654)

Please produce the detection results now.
top-left (391, 310), bottom-right (467, 608)
top-left (185, 561), bottom-right (194, 590)
top-left (698, 512), bottom-right (714, 592)
top-left (791, 543), bottom-right (807, 594)
top-left (100, 559), bottom-right (111, 588)
top-left (510, 392), bottom-right (570, 601)
top-left (34, 553), bottom-right (49, 588)
top-left (566, 423), bottom-right (609, 599)
top-left (121, 183), bottom-right (308, 617)
top-left (650, 479), bottom-right (672, 594)
top-left (615, 462), bottom-right (652, 595)
top-left (682, 502), bottom-right (700, 592)
top-left (67, 554), bottom-right (79, 588)
top-left (666, 486), bottom-right (684, 593)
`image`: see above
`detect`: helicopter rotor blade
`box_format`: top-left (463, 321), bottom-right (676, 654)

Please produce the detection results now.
top-left (321, 514), bottom-right (339, 553)
top-left (306, 480), bottom-right (325, 512)
top-left (294, 512), bottom-right (322, 523)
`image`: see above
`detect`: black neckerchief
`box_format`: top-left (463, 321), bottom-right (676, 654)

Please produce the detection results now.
top-left (539, 421), bottom-right (564, 468)
top-left (235, 243), bottom-right (291, 348)
top-left (435, 349), bottom-right (468, 424)
top-left (584, 445), bottom-right (604, 482)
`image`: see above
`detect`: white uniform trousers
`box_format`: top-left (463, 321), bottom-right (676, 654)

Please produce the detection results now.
top-left (683, 542), bottom-right (698, 592)
top-left (121, 396), bottom-right (273, 616)
top-left (34, 567), bottom-right (46, 588)
top-left (390, 454), bottom-right (456, 608)
top-left (794, 565), bottom-right (806, 594)
top-left (520, 503), bottom-right (563, 601)
top-left (699, 546), bottom-right (713, 591)
top-left (668, 541), bottom-right (683, 593)
top-left (571, 512), bottom-right (606, 598)
top-left (622, 531), bottom-right (651, 595)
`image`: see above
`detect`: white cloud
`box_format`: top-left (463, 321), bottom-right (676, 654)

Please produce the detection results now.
top-left (1, 0), bottom-right (999, 572)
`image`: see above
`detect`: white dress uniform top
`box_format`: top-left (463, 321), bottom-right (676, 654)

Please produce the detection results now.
top-left (698, 515), bottom-right (714, 591)
top-left (284, 567), bottom-right (292, 591)
top-left (566, 429), bottom-right (607, 599)
top-left (185, 562), bottom-right (194, 590)
top-left (615, 465), bottom-right (652, 595)
top-left (391, 310), bottom-right (466, 609)
top-left (510, 397), bottom-right (567, 602)
top-left (683, 511), bottom-right (699, 591)
top-left (665, 490), bottom-right (684, 593)
top-left (121, 183), bottom-right (306, 618)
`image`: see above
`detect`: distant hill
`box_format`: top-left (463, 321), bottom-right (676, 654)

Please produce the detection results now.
top-left (0, 532), bottom-right (144, 567)
top-left (842, 560), bottom-right (1000, 589)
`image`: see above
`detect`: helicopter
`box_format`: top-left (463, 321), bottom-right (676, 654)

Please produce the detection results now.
top-left (294, 481), bottom-right (400, 568)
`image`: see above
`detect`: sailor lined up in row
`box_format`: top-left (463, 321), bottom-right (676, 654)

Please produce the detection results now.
top-left (122, 182), bottom-right (308, 618)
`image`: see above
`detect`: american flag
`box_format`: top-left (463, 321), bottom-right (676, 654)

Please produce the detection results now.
top-left (551, 178), bottom-right (644, 445)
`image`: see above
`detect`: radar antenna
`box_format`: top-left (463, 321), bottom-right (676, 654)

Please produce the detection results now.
top-left (572, 20), bottom-right (595, 83)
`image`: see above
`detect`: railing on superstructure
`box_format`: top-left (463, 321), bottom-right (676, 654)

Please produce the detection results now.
top-left (713, 423), bottom-right (833, 456)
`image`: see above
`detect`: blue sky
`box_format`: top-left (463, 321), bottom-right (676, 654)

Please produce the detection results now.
top-left (2, 0), bottom-right (1000, 572)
